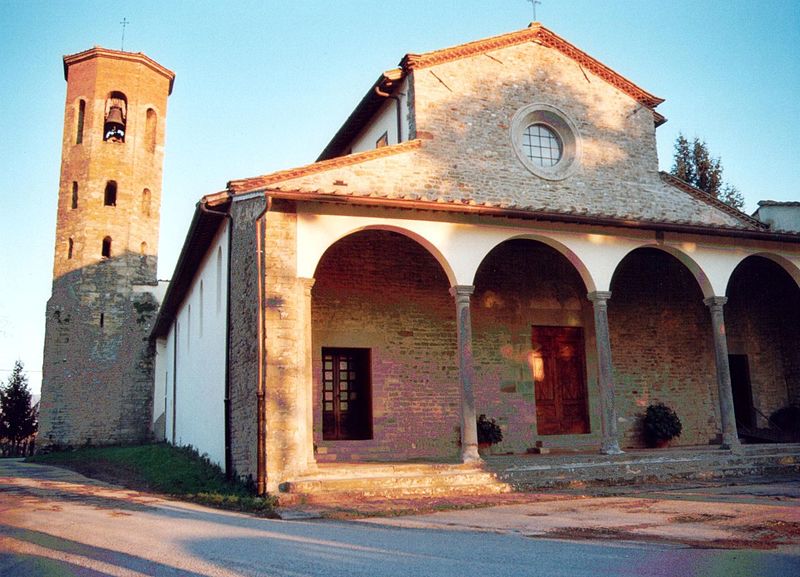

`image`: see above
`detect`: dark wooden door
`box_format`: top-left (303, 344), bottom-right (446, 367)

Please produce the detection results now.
top-left (322, 348), bottom-right (372, 440)
top-left (532, 326), bottom-right (590, 435)
top-left (729, 354), bottom-right (755, 429)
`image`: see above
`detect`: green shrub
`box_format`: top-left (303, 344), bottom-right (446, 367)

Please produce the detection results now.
top-left (770, 405), bottom-right (800, 435)
top-left (642, 403), bottom-right (682, 447)
top-left (477, 414), bottom-right (503, 445)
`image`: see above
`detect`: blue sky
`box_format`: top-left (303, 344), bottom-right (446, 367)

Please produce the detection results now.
top-left (1, 0), bottom-right (798, 394)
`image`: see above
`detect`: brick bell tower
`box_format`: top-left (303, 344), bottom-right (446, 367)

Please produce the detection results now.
top-left (39, 47), bottom-right (175, 447)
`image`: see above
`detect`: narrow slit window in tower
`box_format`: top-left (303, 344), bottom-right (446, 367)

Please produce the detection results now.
top-left (103, 92), bottom-right (127, 142)
top-left (101, 236), bottom-right (112, 258)
top-left (76, 100), bottom-right (85, 144)
top-left (100, 312), bottom-right (105, 328)
top-left (71, 182), bottom-right (78, 209)
top-left (142, 188), bottom-right (151, 216)
top-left (67, 238), bottom-right (74, 259)
top-left (140, 241), bottom-right (148, 255)
top-left (145, 108), bottom-right (157, 153)
top-left (104, 181), bottom-right (117, 206)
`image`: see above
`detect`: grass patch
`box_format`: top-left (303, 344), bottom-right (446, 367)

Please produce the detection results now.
top-left (28, 443), bottom-right (278, 517)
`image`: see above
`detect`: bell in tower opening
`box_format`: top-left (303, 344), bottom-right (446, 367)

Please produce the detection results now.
top-left (104, 92), bottom-right (127, 142)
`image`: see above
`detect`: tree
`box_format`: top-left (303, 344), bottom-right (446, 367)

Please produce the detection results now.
top-left (670, 134), bottom-right (745, 211)
top-left (0, 360), bottom-right (38, 456)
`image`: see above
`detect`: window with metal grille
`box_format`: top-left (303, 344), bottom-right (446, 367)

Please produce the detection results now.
top-left (322, 348), bottom-right (372, 440)
top-left (522, 124), bottom-right (562, 167)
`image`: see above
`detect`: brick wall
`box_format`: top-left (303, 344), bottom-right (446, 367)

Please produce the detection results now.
top-left (608, 248), bottom-right (720, 447)
top-left (312, 230), bottom-right (460, 461)
top-left (726, 256), bottom-right (800, 420)
top-left (471, 239), bottom-right (599, 452)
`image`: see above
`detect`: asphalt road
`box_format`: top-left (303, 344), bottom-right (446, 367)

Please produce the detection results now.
top-left (1, 459), bottom-right (799, 577)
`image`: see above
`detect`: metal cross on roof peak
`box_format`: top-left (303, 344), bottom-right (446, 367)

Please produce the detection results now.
top-left (120, 17), bottom-right (129, 51)
top-left (527, 0), bottom-right (542, 21)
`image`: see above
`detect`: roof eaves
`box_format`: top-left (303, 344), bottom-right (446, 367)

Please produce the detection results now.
top-left (151, 195), bottom-right (231, 338)
top-left (229, 139), bottom-right (423, 194)
top-left (402, 23), bottom-right (664, 111)
top-left (63, 46), bottom-right (175, 94)
top-left (659, 172), bottom-right (767, 230)
top-left (257, 187), bottom-right (800, 243)
top-left (317, 69), bottom-right (404, 161)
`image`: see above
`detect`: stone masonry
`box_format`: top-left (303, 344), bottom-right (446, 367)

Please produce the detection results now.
top-left (39, 48), bottom-right (173, 446)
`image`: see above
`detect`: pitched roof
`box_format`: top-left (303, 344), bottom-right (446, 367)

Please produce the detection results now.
top-left (319, 23), bottom-right (664, 160)
top-left (230, 139), bottom-right (773, 235)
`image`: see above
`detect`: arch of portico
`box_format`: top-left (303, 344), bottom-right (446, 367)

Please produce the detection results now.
top-left (293, 210), bottom-right (800, 459)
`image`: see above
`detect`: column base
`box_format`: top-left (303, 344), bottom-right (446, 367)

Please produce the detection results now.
top-left (600, 439), bottom-right (624, 455)
top-left (721, 436), bottom-right (743, 454)
top-left (461, 444), bottom-right (483, 464)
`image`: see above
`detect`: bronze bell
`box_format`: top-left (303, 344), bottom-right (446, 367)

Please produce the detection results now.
top-left (104, 105), bottom-right (126, 141)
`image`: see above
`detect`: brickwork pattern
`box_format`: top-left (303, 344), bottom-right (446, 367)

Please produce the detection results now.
top-left (312, 230), bottom-right (460, 462)
top-left (471, 240), bottom-right (600, 452)
top-left (608, 248), bottom-right (720, 447)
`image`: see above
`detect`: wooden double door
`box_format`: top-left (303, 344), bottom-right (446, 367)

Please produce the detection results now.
top-left (532, 326), bottom-right (590, 435)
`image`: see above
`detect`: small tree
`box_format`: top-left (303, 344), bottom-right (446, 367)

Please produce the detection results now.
top-left (670, 134), bottom-right (745, 211)
top-left (0, 360), bottom-right (38, 456)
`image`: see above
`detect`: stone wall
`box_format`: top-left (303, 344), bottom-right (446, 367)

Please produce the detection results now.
top-left (608, 248), bottom-right (720, 447)
top-left (227, 195), bottom-right (266, 483)
top-left (39, 256), bottom-right (159, 446)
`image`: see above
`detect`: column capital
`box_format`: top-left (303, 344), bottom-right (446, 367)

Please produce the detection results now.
top-left (704, 296), bottom-right (728, 309)
top-left (298, 277), bottom-right (316, 295)
top-left (449, 285), bottom-right (475, 299)
top-left (587, 291), bottom-right (612, 304)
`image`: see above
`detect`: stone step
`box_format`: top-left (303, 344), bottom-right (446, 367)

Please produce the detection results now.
top-left (282, 470), bottom-right (506, 495)
top-left (296, 462), bottom-right (478, 480)
top-left (492, 450), bottom-right (800, 489)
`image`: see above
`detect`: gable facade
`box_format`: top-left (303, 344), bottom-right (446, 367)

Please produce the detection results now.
top-left (152, 25), bottom-right (800, 494)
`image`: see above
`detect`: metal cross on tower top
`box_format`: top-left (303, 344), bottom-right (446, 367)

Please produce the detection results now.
top-left (527, 0), bottom-right (542, 21)
top-left (120, 17), bottom-right (129, 51)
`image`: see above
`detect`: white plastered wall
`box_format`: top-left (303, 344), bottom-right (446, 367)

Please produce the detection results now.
top-left (296, 208), bottom-right (800, 296)
top-left (348, 78), bottom-right (410, 153)
top-left (158, 221), bottom-right (229, 469)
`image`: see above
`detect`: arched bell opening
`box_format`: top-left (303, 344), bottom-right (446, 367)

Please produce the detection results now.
top-left (103, 91), bottom-right (127, 142)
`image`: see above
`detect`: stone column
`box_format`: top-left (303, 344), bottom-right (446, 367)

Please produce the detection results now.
top-left (450, 285), bottom-right (481, 463)
top-left (704, 296), bottom-right (741, 451)
top-left (587, 291), bottom-right (623, 455)
top-left (299, 277), bottom-right (317, 471)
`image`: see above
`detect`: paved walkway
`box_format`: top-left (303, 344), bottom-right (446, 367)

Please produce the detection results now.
top-left (1, 459), bottom-right (800, 576)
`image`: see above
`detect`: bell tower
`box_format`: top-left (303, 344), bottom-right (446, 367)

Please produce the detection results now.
top-left (39, 47), bottom-right (175, 446)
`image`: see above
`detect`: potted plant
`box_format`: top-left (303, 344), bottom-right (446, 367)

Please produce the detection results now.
top-left (477, 414), bottom-right (503, 449)
top-left (642, 403), bottom-right (682, 448)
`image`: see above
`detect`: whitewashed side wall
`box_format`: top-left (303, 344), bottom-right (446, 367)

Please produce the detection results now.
top-left (349, 78), bottom-right (410, 153)
top-left (159, 222), bottom-right (229, 469)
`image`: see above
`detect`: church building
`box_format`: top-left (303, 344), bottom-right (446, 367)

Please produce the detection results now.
top-left (149, 24), bottom-right (800, 493)
top-left (41, 24), bottom-right (800, 496)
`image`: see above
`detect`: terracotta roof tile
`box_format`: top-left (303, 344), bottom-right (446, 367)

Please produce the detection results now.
top-left (401, 23), bottom-right (664, 110)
